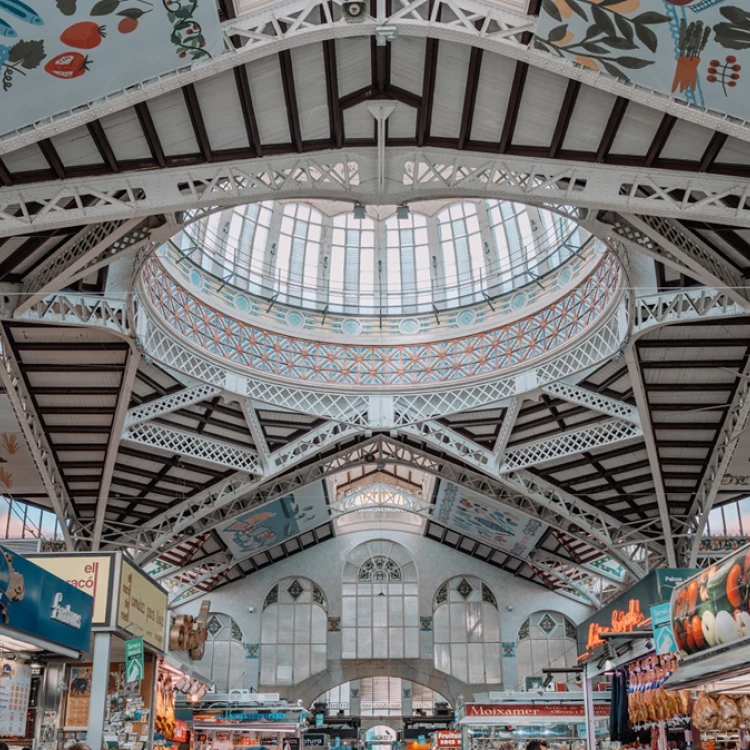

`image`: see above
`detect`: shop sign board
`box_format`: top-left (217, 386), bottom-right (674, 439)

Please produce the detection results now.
top-left (435, 731), bottom-right (461, 748)
top-left (315, 714), bottom-right (325, 728)
top-left (576, 568), bottom-right (697, 662)
top-left (27, 552), bottom-right (115, 626)
top-left (193, 709), bottom-right (289, 722)
top-left (304, 734), bottom-right (329, 746)
top-left (462, 704), bottom-right (611, 719)
top-left (670, 542), bottom-right (750, 658)
top-left (117, 559), bottom-right (168, 651)
top-left (173, 721), bottom-right (189, 742)
top-left (125, 636), bottom-right (145, 682)
top-left (0, 544), bottom-right (93, 652)
top-left (366, 727), bottom-right (398, 742)
top-left (650, 601), bottom-right (677, 655)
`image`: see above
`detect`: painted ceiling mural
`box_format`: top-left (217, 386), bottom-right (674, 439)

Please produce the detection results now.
top-left (0, 0), bottom-right (222, 134)
top-left (216, 481), bottom-right (329, 559)
top-left (535, 0), bottom-right (750, 122)
top-left (0, 394), bottom-right (46, 495)
top-left (434, 481), bottom-right (547, 558)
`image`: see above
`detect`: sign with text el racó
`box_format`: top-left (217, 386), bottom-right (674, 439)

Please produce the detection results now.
top-left (576, 568), bottom-right (697, 663)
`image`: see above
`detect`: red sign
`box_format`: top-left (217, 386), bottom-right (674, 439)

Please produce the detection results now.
top-left (436, 731), bottom-right (462, 748)
top-left (464, 704), bottom-right (610, 718)
top-left (173, 720), bottom-right (189, 742)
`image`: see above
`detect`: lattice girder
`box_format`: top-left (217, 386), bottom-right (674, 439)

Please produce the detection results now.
top-left (124, 384), bottom-right (222, 428)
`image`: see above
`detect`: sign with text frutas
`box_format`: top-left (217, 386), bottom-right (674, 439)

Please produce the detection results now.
top-left (0, 544), bottom-right (93, 652)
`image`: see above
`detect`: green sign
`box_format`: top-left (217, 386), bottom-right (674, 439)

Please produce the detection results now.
top-left (651, 601), bottom-right (677, 655)
top-left (125, 636), bottom-right (144, 682)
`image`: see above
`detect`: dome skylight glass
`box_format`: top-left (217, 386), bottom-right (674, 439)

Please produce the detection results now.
top-left (170, 199), bottom-right (587, 317)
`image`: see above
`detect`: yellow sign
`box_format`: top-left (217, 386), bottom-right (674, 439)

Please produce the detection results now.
top-left (28, 554), bottom-right (113, 625)
top-left (117, 560), bottom-right (167, 650)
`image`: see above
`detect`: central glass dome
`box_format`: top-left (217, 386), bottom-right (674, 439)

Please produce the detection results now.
top-left (167, 199), bottom-right (587, 317)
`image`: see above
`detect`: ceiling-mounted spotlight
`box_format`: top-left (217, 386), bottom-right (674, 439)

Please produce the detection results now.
top-left (189, 680), bottom-right (202, 695)
top-left (396, 204), bottom-right (409, 220)
top-left (342, 0), bottom-right (367, 22)
top-left (353, 204), bottom-right (366, 220)
top-left (175, 677), bottom-right (189, 692)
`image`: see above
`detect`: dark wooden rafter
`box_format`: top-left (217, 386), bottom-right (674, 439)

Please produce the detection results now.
top-left (322, 38), bottom-right (344, 148)
top-left (183, 84), bottom-right (214, 162)
top-left (135, 102), bottom-right (167, 168)
top-left (549, 79), bottom-right (580, 158)
top-left (38, 139), bottom-right (66, 179)
top-left (596, 96), bottom-right (629, 162)
top-left (418, 28), bottom-right (440, 146)
top-left (498, 62), bottom-right (528, 153)
top-left (278, 46), bottom-right (304, 153)
top-left (87, 121), bottom-right (120, 173)
top-left (644, 114), bottom-right (677, 168)
top-left (700, 132), bottom-right (729, 172)
top-left (233, 65), bottom-right (264, 157)
top-left (458, 45), bottom-right (483, 150)
top-left (0, 158), bottom-right (11, 187)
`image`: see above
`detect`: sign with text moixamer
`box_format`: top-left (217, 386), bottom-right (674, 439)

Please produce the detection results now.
top-left (462, 704), bottom-right (611, 719)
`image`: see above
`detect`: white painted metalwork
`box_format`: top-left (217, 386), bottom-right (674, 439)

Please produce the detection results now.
top-left (240, 399), bottom-right (272, 473)
top-left (3, 0), bottom-right (750, 155)
top-left (167, 559), bottom-right (236, 604)
top-left (624, 347), bottom-right (676, 567)
top-left (330, 482), bottom-right (432, 516)
top-left (123, 383), bottom-right (222, 428)
top-left (540, 382), bottom-right (640, 424)
top-left (528, 550), bottom-right (600, 608)
top-left (686, 356), bottom-right (750, 566)
top-left (122, 421), bottom-right (262, 474)
top-left (492, 396), bottom-right (521, 470)
top-left (7, 150), bottom-right (750, 235)
top-left (0, 325), bottom-right (80, 548)
top-left (153, 550), bottom-right (229, 581)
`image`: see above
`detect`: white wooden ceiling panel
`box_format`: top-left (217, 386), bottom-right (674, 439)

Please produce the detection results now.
top-left (390, 37), bottom-right (426, 95)
top-left (513, 67), bottom-right (568, 147)
top-left (430, 41), bottom-right (470, 139)
top-left (562, 86), bottom-right (617, 153)
top-left (291, 43), bottom-right (331, 142)
top-left (659, 119), bottom-right (714, 161)
top-left (50, 127), bottom-right (102, 168)
top-left (194, 71), bottom-right (250, 150)
top-left (388, 106), bottom-right (416, 139)
top-left (245, 58), bottom-right (292, 145)
top-left (336, 38), bottom-right (372, 97)
top-left (717, 136), bottom-right (750, 166)
top-left (470, 51), bottom-right (516, 142)
top-left (148, 90), bottom-right (200, 157)
top-left (609, 101), bottom-right (661, 157)
top-left (100, 108), bottom-right (152, 161)
top-left (344, 104), bottom-right (374, 140)
top-left (2, 143), bottom-right (50, 173)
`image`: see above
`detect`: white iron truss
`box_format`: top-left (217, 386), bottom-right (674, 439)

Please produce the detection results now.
top-left (7, 150), bottom-right (750, 235)
top-left (123, 384), bottom-right (223, 428)
top-left (3, 0), bottom-right (750, 154)
top-left (0, 325), bottom-right (81, 548)
top-left (528, 550), bottom-right (601, 608)
top-left (122, 421), bottom-right (263, 474)
top-left (539, 382), bottom-right (640, 424)
top-left (684, 355), bottom-right (750, 567)
top-left (329, 482), bottom-right (433, 517)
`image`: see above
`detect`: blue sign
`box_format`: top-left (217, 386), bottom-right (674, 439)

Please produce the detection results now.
top-left (316, 714), bottom-right (325, 728)
top-left (0, 544), bottom-right (93, 652)
top-left (650, 601), bottom-right (677, 655)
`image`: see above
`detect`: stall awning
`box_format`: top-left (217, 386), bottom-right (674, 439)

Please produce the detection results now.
top-left (663, 643), bottom-right (750, 692)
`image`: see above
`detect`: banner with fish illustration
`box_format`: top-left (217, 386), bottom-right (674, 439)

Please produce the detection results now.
top-left (433, 481), bottom-right (547, 558)
top-left (0, 0), bottom-right (222, 135)
top-left (216, 481), bottom-right (329, 559)
top-left (535, 0), bottom-right (750, 123)
top-left (0, 393), bottom-right (46, 495)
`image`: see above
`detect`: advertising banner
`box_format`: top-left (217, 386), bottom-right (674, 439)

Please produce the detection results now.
top-left (117, 560), bottom-right (167, 651)
top-left (670, 542), bottom-right (750, 657)
top-left (0, 660), bottom-right (31, 736)
top-left (463, 704), bottom-right (610, 719)
top-left (27, 553), bottom-right (114, 625)
top-left (304, 735), bottom-right (329, 747)
top-left (0, 544), bottom-right (93, 652)
top-left (577, 568), bottom-right (697, 662)
top-left (65, 665), bottom-right (93, 728)
top-left (435, 732), bottom-right (461, 748)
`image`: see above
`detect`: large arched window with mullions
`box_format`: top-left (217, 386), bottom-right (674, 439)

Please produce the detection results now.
top-left (433, 576), bottom-right (502, 685)
top-left (486, 200), bottom-right (533, 277)
top-left (516, 610), bottom-right (579, 688)
top-left (385, 212), bottom-right (432, 313)
top-left (437, 202), bottom-right (487, 303)
top-left (275, 203), bottom-right (323, 305)
top-left (341, 540), bottom-right (419, 660)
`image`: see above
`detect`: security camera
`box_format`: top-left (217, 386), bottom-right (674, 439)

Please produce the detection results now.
top-left (342, 0), bottom-right (367, 22)
top-left (248, 606), bottom-right (254, 614)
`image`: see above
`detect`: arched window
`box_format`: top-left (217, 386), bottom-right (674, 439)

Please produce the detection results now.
top-left (437, 202), bottom-right (487, 303)
top-left (385, 212), bottom-right (432, 313)
top-left (516, 610), bottom-right (578, 688)
top-left (342, 541), bottom-right (419, 659)
top-left (486, 200), bottom-right (533, 276)
top-left (194, 612), bottom-right (246, 691)
top-left (330, 213), bottom-right (376, 313)
top-left (433, 577), bottom-right (502, 684)
top-left (276, 203), bottom-right (323, 305)
top-left (260, 577), bottom-right (327, 685)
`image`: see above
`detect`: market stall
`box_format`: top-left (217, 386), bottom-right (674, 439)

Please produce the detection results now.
top-left (663, 544), bottom-right (750, 750)
top-left (0, 544), bottom-right (93, 749)
top-left (456, 698), bottom-right (611, 750)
